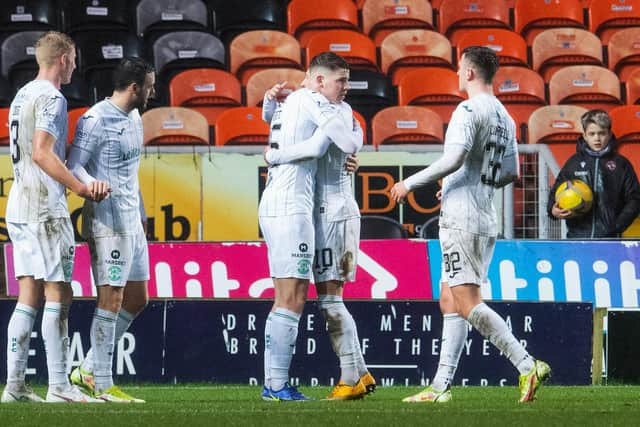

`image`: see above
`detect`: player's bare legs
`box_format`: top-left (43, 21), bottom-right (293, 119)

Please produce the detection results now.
top-left (317, 280), bottom-right (374, 400)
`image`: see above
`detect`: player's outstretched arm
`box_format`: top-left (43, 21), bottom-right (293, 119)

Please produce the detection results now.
top-left (265, 128), bottom-right (331, 165)
top-left (319, 113), bottom-right (363, 154)
top-left (390, 144), bottom-right (468, 203)
top-left (66, 145), bottom-right (110, 202)
top-left (262, 81), bottom-right (287, 123)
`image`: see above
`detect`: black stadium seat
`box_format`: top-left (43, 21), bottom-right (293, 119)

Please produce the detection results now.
top-left (0, 75), bottom-right (13, 107)
top-left (75, 31), bottom-right (145, 77)
top-left (1, 31), bottom-right (43, 91)
top-left (208, 0), bottom-right (286, 45)
top-left (344, 70), bottom-right (395, 123)
top-left (151, 31), bottom-right (225, 83)
top-left (63, 0), bottom-right (132, 36)
top-left (360, 215), bottom-right (408, 239)
top-left (61, 71), bottom-right (91, 109)
top-left (136, 0), bottom-right (208, 43)
top-left (0, 0), bottom-right (60, 33)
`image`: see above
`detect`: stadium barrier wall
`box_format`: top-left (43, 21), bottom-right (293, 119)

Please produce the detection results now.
top-left (0, 300), bottom-right (592, 386)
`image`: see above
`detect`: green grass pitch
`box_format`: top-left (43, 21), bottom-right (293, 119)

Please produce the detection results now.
top-left (1, 385), bottom-right (639, 426)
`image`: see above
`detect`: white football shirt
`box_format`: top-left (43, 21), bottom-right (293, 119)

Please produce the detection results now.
top-left (259, 88), bottom-right (343, 217)
top-left (439, 93), bottom-right (517, 236)
top-left (68, 99), bottom-right (143, 236)
top-left (6, 80), bottom-right (69, 223)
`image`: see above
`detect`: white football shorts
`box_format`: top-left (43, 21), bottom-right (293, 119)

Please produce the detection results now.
top-left (86, 228), bottom-right (150, 287)
top-left (313, 217), bottom-right (360, 283)
top-left (259, 214), bottom-right (314, 280)
top-left (439, 227), bottom-right (496, 287)
top-left (8, 217), bottom-right (75, 283)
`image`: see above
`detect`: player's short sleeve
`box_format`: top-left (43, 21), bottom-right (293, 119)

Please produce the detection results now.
top-left (34, 93), bottom-right (67, 141)
top-left (71, 112), bottom-right (102, 153)
top-left (444, 101), bottom-right (475, 151)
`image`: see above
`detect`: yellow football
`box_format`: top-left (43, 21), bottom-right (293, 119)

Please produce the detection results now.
top-left (555, 179), bottom-right (593, 215)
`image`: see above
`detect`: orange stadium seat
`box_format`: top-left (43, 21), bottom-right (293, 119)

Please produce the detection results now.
top-left (531, 28), bottom-right (604, 82)
top-left (397, 68), bottom-right (466, 123)
top-left (142, 107), bottom-right (209, 145)
top-left (353, 110), bottom-right (369, 144)
top-left (618, 143), bottom-right (640, 182)
top-left (610, 105), bottom-right (640, 143)
top-left (169, 69), bottom-right (242, 127)
top-left (305, 30), bottom-right (378, 72)
top-left (438, 0), bottom-right (511, 45)
top-left (287, 0), bottom-right (359, 47)
top-left (0, 108), bottom-right (9, 145)
top-left (229, 30), bottom-right (302, 85)
top-left (379, 29), bottom-right (453, 85)
top-left (214, 107), bottom-right (270, 146)
top-left (607, 28), bottom-right (640, 82)
top-left (528, 105), bottom-right (588, 167)
top-left (67, 107), bottom-right (90, 145)
top-left (245, 68), bottom-right (306, 106)
top-left (361, 0), bottom-right (435, 45)
top-left (589, 0), bottom-right (640, 45)
top-left (493, 66), bottom-right (547, 142)
top-left (549, 65), bottom-right (622, 111)
top-left (371, 106), bottom-right (444, 146)
top-left (626, 68), bottom-right (640, 104)
top-left (514, 0), bottom-right (585, 45)
top-left (456, 29), bottom-right (528, 68)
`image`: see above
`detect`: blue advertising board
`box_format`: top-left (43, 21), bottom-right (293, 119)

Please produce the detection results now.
top-left (428, 240), bottom-right (640, 307)
top-left (0, 300), bottom-right (591, 386)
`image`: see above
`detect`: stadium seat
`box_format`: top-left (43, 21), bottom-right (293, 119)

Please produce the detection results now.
top-left (0, 107), bottom-right (9, 145)
top-left (169, 68), bottom-right (242, 126)
top-left (532, 28), bottom-right (604, 82)
top-left (353, 109), bottom-right (368, 144)
top-left (360, 215), bottom-right (408, 239)
top-left (287, 0), bottom-right (359, 47)
top-left (610, 105), bottom-right (640, 143)
top-left (152, 31), bottom-right (225, 84)
top-left (514, 0), bottom-right (585, 45)
top-left (136, 0), bottom-right (208, 42)
top-left (229, 30), bottom-right (302, 85)
top-left (245, 68), bottom-right (305, 106)
top-left (361, 0), bottom-right (435, 45)
top-left (589, 0), bottom-right (640, 45)
top-left (549, 65), bottom-right (622, 112)
top-left (61, 71), bottom-right (91, 109)
top-left (214, 106), bottom-right (269, 146)
top-left (493, 66), bottom-right (547, 142)
top-left (607, 27), bottom-right (640, 82)
top-left (397, 68), bottom-right (465, 123)
top-left (437, 0), bottom-right (511, 45)
top-left (63, 0), bottom-right (131, 35)
top-left (618, 143), bottom-right (640, 183)
top-left (87, 68), bottom-right (115, 104)
top-left (67, 107), bottom-right (90, 145)
top-left (344, 69), bottom-right (395, 122)
top-left (528, 105), bottom-right (588, 167)
top-left (1, 31), bottom-right (43, 90)
top-left (626, 68), bottom-right (640, 104)
top-left (0, 0), bottom-right (59, 32)
top-left (0, 75), bottom-right (13, 107)
top-left (371, 106), bottom-right (444, 146)
top-left (75, 31), bottom-right (144, 78)
top-left (455, 29), bottom-right (528, 68)
top-left (142, 107), bottom-right (210, 145)
top-left (208, 0), bottom-right (287, 45)
top-left (379, 29), bottom-right (453, 85)
top-left (305, 30), bottom-right (378, 72)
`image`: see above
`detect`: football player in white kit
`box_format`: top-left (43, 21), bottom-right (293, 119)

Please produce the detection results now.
top-left (262, 58), bottom-right (375, 400)
top-left (259, 53), bottom-right (362, 401)
top-left (391, 46), bottom-right (550, 403)
top-left (66, 58), bottom-right (154, 403)
top-left (2, 32), bottom-right (109, 403)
